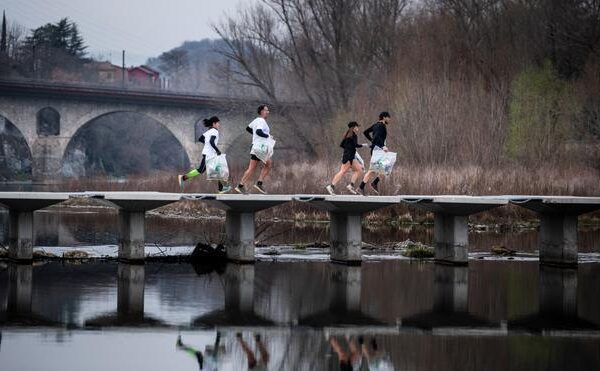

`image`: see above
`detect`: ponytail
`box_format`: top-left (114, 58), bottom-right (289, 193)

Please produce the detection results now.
top-left (203, 116), bottom-right (220, 128)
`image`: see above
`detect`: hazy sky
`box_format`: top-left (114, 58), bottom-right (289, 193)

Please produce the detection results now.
top-left (2, 0), bottom-right (252, 66)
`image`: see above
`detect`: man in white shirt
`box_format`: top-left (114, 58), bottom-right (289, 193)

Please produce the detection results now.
top-left (235, 104), bottom-right (273, 194)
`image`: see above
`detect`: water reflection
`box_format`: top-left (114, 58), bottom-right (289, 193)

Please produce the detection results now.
top-left (0, 261), bottom-right (599, 370)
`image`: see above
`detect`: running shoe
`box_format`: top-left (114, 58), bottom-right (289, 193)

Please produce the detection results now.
top-left (177, 175), bottom-right (185, 191)
top-left (357, 187), bottom-right (366, 196)
top-left (219, 185), bottom-right (232, 194)
top-left (346, 184), bottom-right (358, 195)
top-left (234, 185), bottom-right (247, 194)
top-left (370, 181), bottom-right (380, 195)
top-left (326, 185), bottom-right (336, 195)
top-left (254, 183), bottom-right (267, 194)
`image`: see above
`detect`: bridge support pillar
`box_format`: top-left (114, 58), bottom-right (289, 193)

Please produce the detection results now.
top-left (118, 263), bottom-right (145, 319)
top-left (329, 212), bottom-right (362, 265)
top-left (434, 213), bottom-right (469, 265)
top-left (539, 213), bottom-right (578, 267)
top-left (8, 210), bottom-right (34, 262)
top-left (118, 210), bottom-right (146, 262)
top-left (225, 210), bottom-right (256, 263)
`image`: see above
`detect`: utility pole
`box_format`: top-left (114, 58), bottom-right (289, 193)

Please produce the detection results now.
top-left (122, 50), bottom-right (125, 88)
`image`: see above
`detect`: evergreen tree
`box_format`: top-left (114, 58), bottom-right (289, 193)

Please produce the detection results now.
top-left (1, 11), bottom-right (7, 53)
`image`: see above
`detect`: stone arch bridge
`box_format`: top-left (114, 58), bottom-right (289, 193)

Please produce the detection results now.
top-left (0, 80), bottom-right (315, 182)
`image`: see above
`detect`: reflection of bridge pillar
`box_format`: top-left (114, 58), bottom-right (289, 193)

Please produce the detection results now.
top-left (224, 264), bottom-right (255, 313)
top-left (117, 263), bottom-right (145, 319)
top-left (433, 265), bottom-right (468, 313)
top-left (330, 265), bottom-right (362, 312)
top-left (539, 265), bottom-right (577, 317)
top-left (7, 264), bottom-right (33, 314)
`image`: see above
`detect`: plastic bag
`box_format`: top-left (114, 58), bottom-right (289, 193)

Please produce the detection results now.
top-left (250, 137), bottom-right (276, 163)
top-left (369, 147), bottom-right (397, 176)
top-left (354, 152), bottom-right (365, 167)
top-left (206, 154), bottom-right (229, 181)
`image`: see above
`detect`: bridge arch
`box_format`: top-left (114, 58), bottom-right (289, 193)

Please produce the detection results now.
top-left (62, 111), bottom-right (190, 177)
top-left (0, 114), bottom-right (33, 181)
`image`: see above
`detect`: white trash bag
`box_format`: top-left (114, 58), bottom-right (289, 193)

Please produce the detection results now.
top-left (206, 154), bottom-right (229, 181)
top-left (250, 137), bottom-right (276, 163)
top-left (369, 147), bottom-right (397, 176)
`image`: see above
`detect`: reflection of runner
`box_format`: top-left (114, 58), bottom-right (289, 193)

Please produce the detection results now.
top-left (236, 333), bottom-right (269, 370)
top-left (329, 335), bottom-right (363, 371)
top-left (176, 332), bottom-right (222, 370)
top-left (362, 338), bottom-right (394, 371)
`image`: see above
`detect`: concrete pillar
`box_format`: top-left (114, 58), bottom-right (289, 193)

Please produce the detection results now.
top-left (330, 265), bottom-right (362, 312)
top-left (225, 211), bottom-right (255, 263)
top-left (8, 210), bottom-right (34, 262)
top-left (7, 263), bottom-right (33, 314)
top-left (118, 210), bottom-right (146, 262)
top-left (539, 213), bottom-right (578, 266)
top-left (434, 213), bottom-right (469, 265)
top-left (539, 265), bottom-right (577, 316)
top-left (117, 263), bottom-right (145, 319)
top-left (433, 265), bottom-right (469, 312)
top-left (329, 212), bottom-right (362, 265)
top-left (224, 263), bottom-right (255, 313)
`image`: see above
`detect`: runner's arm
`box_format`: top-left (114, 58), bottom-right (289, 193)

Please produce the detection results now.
top-left (209, 135), bottom-right (221, 155)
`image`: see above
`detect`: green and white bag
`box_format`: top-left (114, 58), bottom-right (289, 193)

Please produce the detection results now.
top-left (206, 154), bottom-right (229, 181)
top-left (250, 137), bottom-right (276, 163)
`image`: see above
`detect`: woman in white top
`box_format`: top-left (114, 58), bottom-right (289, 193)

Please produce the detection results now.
top-left (177, 116), bottom-right (231, 193)
top-left (235, 104), bottom-right (273, 194)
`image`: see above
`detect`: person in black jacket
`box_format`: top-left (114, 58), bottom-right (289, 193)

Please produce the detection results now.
top-left (358, 112), bottom-right (391, 195)
top-left (326, 121), bottom-right (369, 195)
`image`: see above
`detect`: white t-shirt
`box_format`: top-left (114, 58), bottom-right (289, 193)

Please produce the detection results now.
top-left (201, 128), bottom-right (220, 159)
top-left (248, 117), bottom-right (270, 144)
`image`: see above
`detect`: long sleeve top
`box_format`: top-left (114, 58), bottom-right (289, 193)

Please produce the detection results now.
top-left (363, 122), bottom-right (387, 149)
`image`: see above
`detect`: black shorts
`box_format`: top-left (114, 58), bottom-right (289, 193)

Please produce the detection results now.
top-left (251, 154), bottom-right (261, 162)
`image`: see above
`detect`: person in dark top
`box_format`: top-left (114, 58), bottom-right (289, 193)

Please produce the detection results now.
top-left (326, 121), bottom-right (369, 195)
top-left (178, 116), bottom-right (231, 193)
top-left (358, 112), bottom-right (391, 195)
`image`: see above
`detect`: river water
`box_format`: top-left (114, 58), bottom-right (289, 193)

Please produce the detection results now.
top-left (0, 210), bottom-right (600, 370)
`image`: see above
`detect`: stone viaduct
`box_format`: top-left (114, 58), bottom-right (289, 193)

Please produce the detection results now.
top-left (0, 79), bottom-right (315, 182)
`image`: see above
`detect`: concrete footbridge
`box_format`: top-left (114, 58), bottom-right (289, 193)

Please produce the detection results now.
top-left (0, 192), bottom-right (599, 266)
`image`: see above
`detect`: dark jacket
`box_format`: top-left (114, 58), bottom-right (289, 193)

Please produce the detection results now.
top-left (340, 133), bottom-right (363, 163)
top-left (363, 122), bottom-right (387, 149)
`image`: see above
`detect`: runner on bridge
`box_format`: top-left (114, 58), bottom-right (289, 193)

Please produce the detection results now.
top-left (235, 104), bottom-right (274, 194)
top-left (358, 112), bottom-right (392, 196)
top-left (325, 121), bottom-right (369, 195)
top-left (178, 116), bottom-right (231, 193)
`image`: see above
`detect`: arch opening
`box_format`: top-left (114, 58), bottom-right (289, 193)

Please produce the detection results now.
top-left (62, 111), bottom-right (190, 177)
top-left (0, 115), bottom-right (33, 181)
top-left (37, 107), bottom-right (61, 136)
